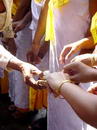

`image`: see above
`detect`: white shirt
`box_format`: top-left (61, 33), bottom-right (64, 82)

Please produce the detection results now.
top-left (30, 0), bottom-right (43, 30)
top-left (0, 44), bottom-right (13, 69)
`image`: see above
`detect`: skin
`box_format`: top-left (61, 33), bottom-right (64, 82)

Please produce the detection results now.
top-left (7, 56), bottom-right (42, 89)
top-left (59, 0), bottom-right (97, 64)
top-left (45, 71), bottom-right (97, 128)
top-left (59, 37), bottom-right (95, 64)
top-left (27, 0), bottom-right (50, 63)
top-left (63, 61), bottom-right (97, 83)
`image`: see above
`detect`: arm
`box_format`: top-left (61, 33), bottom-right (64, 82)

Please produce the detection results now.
top-left (59, 37), bottom-right (95, 64)
top-left (60, 82), bottom-right (97, 128)
top-left (0, 44), bottom-right (42, 88)
top-left (46, 71), bottom-right (97, 128)
top-left (27, 0), bottom-right (50, 63)
top-left (79, 37), bottom-right (94, 49)
top-left (33, 0), bottom-right (50, 45)
top-left (38, 41), bottom-right (49, 59)
top-left (13, 10), bottom-right (32, 33)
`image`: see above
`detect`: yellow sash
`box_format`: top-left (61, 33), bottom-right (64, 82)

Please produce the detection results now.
top-left (34, 0), bottom-right (69, 41)
top-left (90, 12), bottom-right (97, 44)
top-left (45, 0), bottom-right (69, 41)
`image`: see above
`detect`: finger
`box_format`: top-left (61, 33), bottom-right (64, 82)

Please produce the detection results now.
top-left (59, 47), bottom-right (71, 64)
top-left (26, 77), bottom-right (37, 87)
top-left (70, 74), bottom-right (80, 83)
top-left (65, 48), bottom-right (78, 60)
top-left (14, 26), bottom-right (21, 33)
top-left (13, 23), bottom-right (17, 30)
top-left (36, 80), bottom-right (48, 88)
top-left (31, 69), bottom-right (42, 75)
top-left (63, 62), bottom-right (78, 74)
top-left (71, 57), bottom-right (77, 62)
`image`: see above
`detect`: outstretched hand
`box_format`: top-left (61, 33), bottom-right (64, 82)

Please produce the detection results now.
top-left (20, 62), bottom-right (44, 89)
top-left (59, 41), bottom-right (83, 64)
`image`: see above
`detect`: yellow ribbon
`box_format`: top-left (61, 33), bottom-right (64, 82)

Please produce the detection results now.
top-left (90, 12), bottom-right (97, 44)
top-left (45, 0), bottom-right (69, 41)
top-left (34, 0), bottom-right (69, 41)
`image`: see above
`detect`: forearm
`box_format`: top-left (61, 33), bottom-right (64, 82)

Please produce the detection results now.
top-left (33, 0), bottom-right (50, 44)
top-left (21, 10), bottom-right (32, 26)
top-left (60, 82), bottom-right (97, 128)
top-left (80, 37), bottom-right (95, 49)
top-left (38, 41), bottom-right (49, 58)
top-left (7, 57), bottom-right (24, 72)
top-left (0, 45), bottom-right (15, 68)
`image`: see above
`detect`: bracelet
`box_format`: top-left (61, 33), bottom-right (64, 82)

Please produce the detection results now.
top-left (57, 80), bottom-right (71, 94)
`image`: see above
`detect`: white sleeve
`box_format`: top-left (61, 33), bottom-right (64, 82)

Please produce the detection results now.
top-left (0, 44), bottom-right (14, 69)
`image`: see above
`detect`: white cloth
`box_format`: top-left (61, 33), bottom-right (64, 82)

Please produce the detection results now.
top-left (0, 44), bottom-right (13, 69)
top-left (9, 25), bottom-right (32, 108)
top-left (9, 0), bottom-right (43, 108)
top-left (48, 0), bottom-right (95, 130)
top-left (30, 0), bottom-right (42, 30)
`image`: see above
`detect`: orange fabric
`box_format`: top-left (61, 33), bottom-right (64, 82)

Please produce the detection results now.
top-left (29, 87), bottom-right (48, 111)
top-left (16, 107), bottom-right (29, 112)
top-left (0, 71), bottom-right (9, 94)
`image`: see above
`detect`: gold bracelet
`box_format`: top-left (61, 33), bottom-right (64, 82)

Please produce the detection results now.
top-left (57, 80), bottom-right (71, 94)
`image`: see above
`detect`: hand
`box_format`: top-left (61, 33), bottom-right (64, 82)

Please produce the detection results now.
top-left (27, 42), bottom-right (41, 64)
top-left (45, 71), bottom-right (70, 94)
top-left (20, 62), bottom-right (42, 89)
top-left (59, 41), bottom-right (83, 64)
top-left (71, 53), bottom-right (97, 67)
top-left (63, 61), bottom-right (97, 83)
top-left (71, 54), bottom-right (92, 66)
top-left (13, 20), bottom-right (26, 33)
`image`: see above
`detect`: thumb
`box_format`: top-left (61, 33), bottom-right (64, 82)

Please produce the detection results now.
top-left (69, 74), bottom-right (80, 83)
top-left (63, 62), bottom-right (78, 74)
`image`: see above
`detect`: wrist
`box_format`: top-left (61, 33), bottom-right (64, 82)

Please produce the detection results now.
top-left (59, 82), bottom-right (73, 94)
top-left (77, 38), bottom-right (88, 49)
top-left (57, 80), bottom-right (71, 94)
top-left (33, 38), bottom-right (41, 46)
top-left (8, 57), bottom-right (24, 72)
